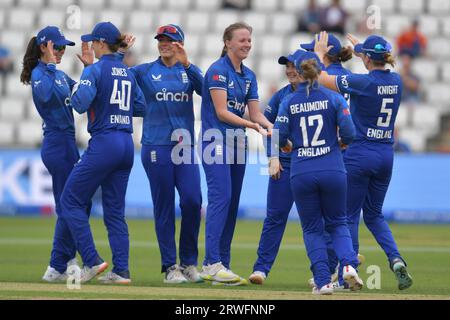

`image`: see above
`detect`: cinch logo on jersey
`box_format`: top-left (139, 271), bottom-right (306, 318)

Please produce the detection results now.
top-left (276, 115), bottom-right (289, 123)
top-left (290, 100), bottom-right (329, 114)
top-left (297, 146), bottom-right (331, 157)
top-left (340, 75), bottom-right (349, 89)
top-left (213, 74), bottom-right (226, 82)
top-left (367, 128), bottom-right (392, 139)
top-left (227, 99), bottom-right (246, 113)
top-left (156, 88), bottom-right (189, 102)
top-left (79, 79), bottom-right (92, 86)
top-left (111, 67), bottom-right (128, 77)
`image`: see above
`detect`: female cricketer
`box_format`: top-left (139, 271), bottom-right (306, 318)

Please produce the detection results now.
top-left (274, 50), bottom-right (363, 295)
top-left (124, 24), bottom-right (204, 284)
top-left (200, 22), bottom-right (273, 285)
top-left (60, 22), bottom-right (147, 284)
top-left (249, 49), bottom-right (303, 285)
top-left (301, 33), bottom-right (357, 288)
top-left (314, 31), bottom-right (413, 290)
top-left (21, 26), bottom-right (84, 282)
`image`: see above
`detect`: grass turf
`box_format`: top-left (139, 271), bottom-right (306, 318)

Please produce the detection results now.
top-left (0, 217), bottom-right (449, 299)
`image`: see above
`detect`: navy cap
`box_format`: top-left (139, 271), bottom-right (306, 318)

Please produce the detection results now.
top-left (154, 24), bottom-right (185, 42)
top-left (278, 49), bottom-right (306, 65)
top-left (36, 26), bottom-right (75, 46)
top-left (300, 34), bottom-right (342, 56)
top-left (81, 22), bottom-right (121, 44)
top-left (354, 35), bottom-right (392, 61)
top-left (293, 51), bottom-right (323, 74)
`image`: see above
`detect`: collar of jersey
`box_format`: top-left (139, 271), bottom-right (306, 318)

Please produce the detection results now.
top-left (100, 54), bottom-right (118, 61)
top-left (369, 68), bottom-right (391, 74)
top-left (156, 56), bottom-right (181, 68)
top-left (223, 54), bottom-right (246, 75)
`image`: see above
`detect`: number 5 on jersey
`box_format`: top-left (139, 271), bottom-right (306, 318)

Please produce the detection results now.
top-left (110, 79), bottom-right (131, 111)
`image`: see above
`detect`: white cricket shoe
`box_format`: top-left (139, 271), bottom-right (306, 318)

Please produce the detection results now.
top-left (308, 277), bottom-right (316, 288)
top-left (98, 271), bottom-right (131, 284)
top-left (249, 271), bottom-right (266, 285)
top-left (343, 265), bottom-right (363, 291)
top-left (164, 264), bottom-right (188, 284)
top-left (331, 281), bottom-right (350, 292)
top-left (200, 262), bottom-right (241, 283)
top-left (42, 266), bottom-right (68, 282)
top-left (180, 265), bottom-right (203, 283)
top-left (312, 283), bottom-right (334, 295)
top-left (80, 261), bottom-right (109, 283)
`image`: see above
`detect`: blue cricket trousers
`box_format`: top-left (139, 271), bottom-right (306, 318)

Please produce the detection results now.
top-left (60, 130), bottom-right (134, 274)
top-left (141, 145), bottom-right (202, 272)
top-left (344, 142), bottom-right (403, 263)
top-left (201, 140), bottom-right (246, 268)
top-left (41, 133), bottom-right (80, 273)
top-left (291, 171), bottom-right (359, 289)
top-left (253, 166), bottom-right (294, 275)
top-left (253, 166), bottom-right (338, 276)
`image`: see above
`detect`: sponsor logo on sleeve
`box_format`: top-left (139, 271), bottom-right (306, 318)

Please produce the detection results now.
top-left (213, 74), bottom-right (226, 82)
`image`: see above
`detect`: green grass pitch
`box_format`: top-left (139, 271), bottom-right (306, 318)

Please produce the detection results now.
top-left (0, 217), bottom-right (449, 299)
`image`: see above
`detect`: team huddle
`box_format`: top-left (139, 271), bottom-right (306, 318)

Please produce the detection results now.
top-left (20, 19), bottom-right (413, 295)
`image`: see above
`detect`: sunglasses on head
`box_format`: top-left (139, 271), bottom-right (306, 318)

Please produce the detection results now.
top-left (365, 43), bottom-right (392, 53)
top-left (157, 25), bottom-right (178, 35)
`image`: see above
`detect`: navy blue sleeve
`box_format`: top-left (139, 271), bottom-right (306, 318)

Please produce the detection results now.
top-left (185, 63), bottom-right (203, 96)
top-left (66, 74), bottom-right (77, 91)
top-left (264, 91), bottom-right (280, 124)
top-left (272, 99), bottom-right (290, 156)
top-left (333, 93), bottom-right (355, 145)
top-left (31, 63), bottom-right (57, 104)
top-left (70, 64), bottom-right (99, 114)
top-left (336, 73), bottom-right (371, 96)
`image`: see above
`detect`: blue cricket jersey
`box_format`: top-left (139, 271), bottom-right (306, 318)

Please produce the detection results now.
top-left (264, 84), bottom-right (295, 168)
top-left (274, 82), bottom-right (355, 178)
top-left (336, 69), bottom-right (402, 144)
top-left (31, 61), bottom-right (76, 136)
top-left (201, 55), bottom-right (259, 139)
top-left (130, 57), bottom-right (203, 146)
top-left (71, 54), bottom-right (146, 136)
top-left (326, 62), bottom-right (351, 101)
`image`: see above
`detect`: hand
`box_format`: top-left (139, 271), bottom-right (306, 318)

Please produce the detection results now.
top-left (172, 42), bottom-right (190, 67)
top-left (269, 157), bottom-right (283, 180)
top-left (346, 34), bottom-right (364, 58)
top-left (338, 138), bottom-right (348, 150)
top-left (42, 40), bottom-right (57, 64)
top-left (314, 31), bottom-right (333, 61)
top-left (346, 33), bottom-right (360, 47)
top-left (118, 34), bottom-right (136, 53)
top-left (280, 140), bottom-right (293, 153)
top-left (77, 42), bottom-right (94, 67)
top-left (266, 123), bottom-right (274, 137)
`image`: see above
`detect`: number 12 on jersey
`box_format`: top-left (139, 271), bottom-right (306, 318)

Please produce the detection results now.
top-left (110, 79), bottom-right (131, 111)
top-left (299, 114), bottom-right (325, 147)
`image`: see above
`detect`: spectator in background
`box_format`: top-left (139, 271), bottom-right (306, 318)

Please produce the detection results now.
top-left (0, 45), bottom-right (14, 95)
top-left (321, 0), bottom-right (348, 35)
top-left (222, 0), bottom-right (251, 10)
top-left (396, 19), bottom-right (427, 58)
top-left (399, 53), bottom-right (422, 104)
top-left (297, 0), bottom-right (322, 34)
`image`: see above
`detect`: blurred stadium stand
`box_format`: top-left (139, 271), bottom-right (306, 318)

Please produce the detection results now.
top-left (0, 0), bottom-right (449, 152)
